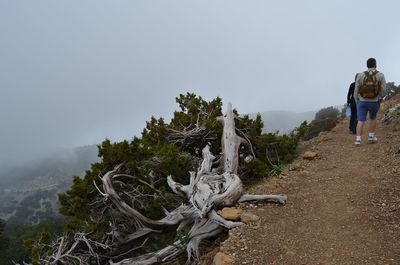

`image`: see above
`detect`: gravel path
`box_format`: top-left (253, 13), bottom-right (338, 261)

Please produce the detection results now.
top-left (218, 105), bottom-right (400, 265)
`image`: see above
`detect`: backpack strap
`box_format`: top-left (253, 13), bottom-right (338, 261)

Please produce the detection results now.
top-left (365, 70), bottom-right (379, 75)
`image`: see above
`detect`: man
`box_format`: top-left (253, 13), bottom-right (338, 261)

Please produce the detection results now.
top-left (354, 58), bottom-right (386, 146)
top-left (347, 74), bottom-right (358, 134)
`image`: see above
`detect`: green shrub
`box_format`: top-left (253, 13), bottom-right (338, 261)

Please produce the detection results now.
top-left (303, 106), bottom-right (339, 140)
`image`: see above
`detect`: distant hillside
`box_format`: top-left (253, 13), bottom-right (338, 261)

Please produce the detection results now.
top-left (0, 145), bottom-right (99, 225)
top-left (248, 110), bottom-right (316, 134)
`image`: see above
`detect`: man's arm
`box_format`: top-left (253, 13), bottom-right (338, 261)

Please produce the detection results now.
top-left (379, 73), bottom-right (386, 99)
top-left (354, 75), bottom-right (361, 102)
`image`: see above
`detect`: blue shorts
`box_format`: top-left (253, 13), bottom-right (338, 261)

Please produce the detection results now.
top-left (357, 101), bottom-right (380, 122)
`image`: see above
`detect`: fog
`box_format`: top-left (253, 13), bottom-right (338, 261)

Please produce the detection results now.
top-left (1, 0), bottom-right (399, 166)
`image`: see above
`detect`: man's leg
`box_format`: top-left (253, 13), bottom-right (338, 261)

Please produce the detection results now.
top-left (355, 101), bottom-right (367, 146)
top-left (369, 119), bottom-right (377, 134)
top-left (367, 101), bottom-right (380, 142)
top-left (356, 121), bottom-right (364, 137)
top-left (350, 103), bottom-right (357, 134)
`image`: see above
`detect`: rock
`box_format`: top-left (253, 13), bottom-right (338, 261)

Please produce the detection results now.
top-left (213, 252), bottom-right (235, 265)
top-left (241, 212), bottom-right (260, 223)
top-left (218, 208), bottom-right (242, 221)
top-left (280, 174), bottom-right (288, 179)
top-left (319, 131), bottom-right (328, 136)
top-left (382, 103), bottom-right (400, 124)
top-left (302, 151), bottom-right (318, 160)
top-left (318, 134), bottom-right (331, 142)
top-left (288, 163), bottom-right (300, 171)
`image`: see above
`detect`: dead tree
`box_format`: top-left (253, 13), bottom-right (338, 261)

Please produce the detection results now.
top-left (100, 103), bottom-right (287, 264)
top-left (34, 103), bottom-right (286, 265)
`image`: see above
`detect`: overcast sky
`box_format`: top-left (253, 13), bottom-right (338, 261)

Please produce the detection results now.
top-left (1, 0), bottom-right (399, 166)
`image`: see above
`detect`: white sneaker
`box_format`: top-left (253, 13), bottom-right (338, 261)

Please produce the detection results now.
top-left (354, 139), bottom-right (361, 146)
top-left (368, 136), bottom-right (378, 143)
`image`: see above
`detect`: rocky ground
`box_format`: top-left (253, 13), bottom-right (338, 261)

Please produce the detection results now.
top-left (202, 96), bottom-right (400, 265)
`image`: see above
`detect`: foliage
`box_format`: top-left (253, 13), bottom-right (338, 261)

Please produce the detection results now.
top-left (293, 121), bottom-right (312, 140)
top-left (303, 106), bottom-right (339, 140)
top-left (0, 218), bottom-right (63, 265)
top-left (384, 82), bottom-right (400, 100)
top-left (0, 219), bottom-right (8, 252)
top-left (314, 106), bottom-right (339, 121)
top-left (269, 163), bottom-right (286, 177)
top-left (27, 93), bottom-right (305, 263)
top-left (340, 104), bottom-right (347, 119)
top-left (24, 231), bottom-right (52, 265)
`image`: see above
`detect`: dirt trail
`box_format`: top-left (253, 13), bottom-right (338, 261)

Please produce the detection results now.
top-left (217, 102), bottom-right (400, 265)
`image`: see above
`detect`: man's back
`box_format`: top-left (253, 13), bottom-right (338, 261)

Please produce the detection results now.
top-left (354, 69), bottom-right (386, 102)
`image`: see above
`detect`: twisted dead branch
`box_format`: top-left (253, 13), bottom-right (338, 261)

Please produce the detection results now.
top-left (100, 103), bottom-right (287, 264)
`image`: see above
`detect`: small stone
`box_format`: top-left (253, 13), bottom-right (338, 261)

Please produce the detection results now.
top-left (241, 212), bottom-right (260, 223)
top-left (288, 163), bottom-right (300, 171)
top-left (302, 151), bottom-right (318, 160)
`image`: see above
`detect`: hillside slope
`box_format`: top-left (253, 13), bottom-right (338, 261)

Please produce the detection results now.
top-left (0, 145), bottom-right (99, 225)
top-left (212, 97), bottom-right (400, 264)
top-left (248, 110), bottom-right (316, 134)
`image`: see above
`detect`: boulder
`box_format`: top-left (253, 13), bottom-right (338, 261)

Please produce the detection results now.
top-left (213, 252), bottom-right (235, 265)
top-left (302, 151), bottom-right (318, 160)
top-left (218, 207), bottom-right (242, 221)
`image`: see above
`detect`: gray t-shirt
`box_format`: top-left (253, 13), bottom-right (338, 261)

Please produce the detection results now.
top-left (354, 68), bottom-right (386, 102)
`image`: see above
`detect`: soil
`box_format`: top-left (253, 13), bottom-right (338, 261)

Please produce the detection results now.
top-left (209, 99), bottom-right (400, 265)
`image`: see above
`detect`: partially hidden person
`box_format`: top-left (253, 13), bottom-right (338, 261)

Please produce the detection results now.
top-left (354, 58), bottom-right (386, 146)
top-left (347, 74), bottom-right (358, 134)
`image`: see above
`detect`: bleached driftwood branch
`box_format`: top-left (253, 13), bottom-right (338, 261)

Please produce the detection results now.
top-left (31, 233), bottom-right (110, 265)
